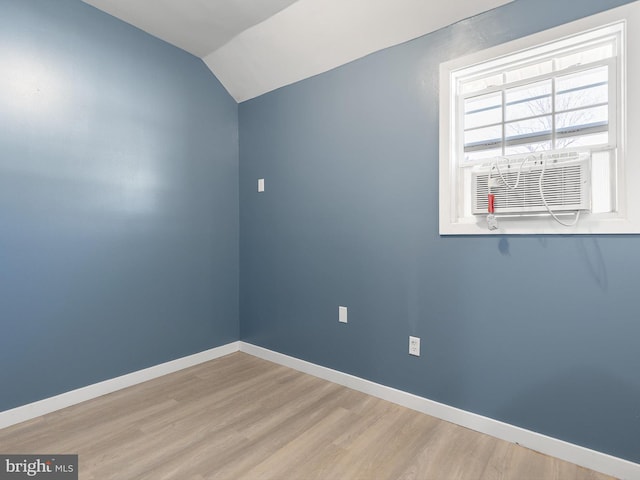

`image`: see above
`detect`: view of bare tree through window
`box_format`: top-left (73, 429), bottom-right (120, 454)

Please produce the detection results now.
top-left (461, 46), bottom-right (613, 164)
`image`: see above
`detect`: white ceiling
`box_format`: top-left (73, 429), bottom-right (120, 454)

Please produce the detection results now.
top-left (82, 0), bottom-right (513, 102)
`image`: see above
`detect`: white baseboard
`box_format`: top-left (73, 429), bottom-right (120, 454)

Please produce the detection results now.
top-left (0, 341), bottom-right (240, 430)
top-left (2, 340), bottom-right (637, 479)
top-left (239, 342), bottom-right (640, 480)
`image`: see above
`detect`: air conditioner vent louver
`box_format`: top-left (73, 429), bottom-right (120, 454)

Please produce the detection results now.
top-left (472, 151), bottom-right (591, 215)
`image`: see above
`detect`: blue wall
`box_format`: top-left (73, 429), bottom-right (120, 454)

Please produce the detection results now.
top-left (239, 0), bottom-right (640, 463)
top-left (2, 0), bottom-right (638, 466)
top-left (0, 0), bottom-right (239, 410)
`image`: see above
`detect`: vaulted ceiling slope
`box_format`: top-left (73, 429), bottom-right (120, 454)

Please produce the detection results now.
top-left (82, 0), bottom-right (513, 102)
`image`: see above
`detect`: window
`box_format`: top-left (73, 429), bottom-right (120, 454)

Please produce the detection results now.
top-left (440, 3), bottom-right (640, 234)
top-left (463, 62), bottom-right (613, 163)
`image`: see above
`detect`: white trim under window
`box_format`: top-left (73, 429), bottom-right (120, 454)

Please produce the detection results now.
top-left (439, 2), bottom-right (640, 235)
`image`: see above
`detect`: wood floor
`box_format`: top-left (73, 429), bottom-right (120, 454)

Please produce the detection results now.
top-left (0, 352), bottom-right (614, 480)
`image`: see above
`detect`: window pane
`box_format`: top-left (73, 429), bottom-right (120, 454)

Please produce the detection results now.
top-left (465, 108), bottom-right (502, 130)
top-left (504, 141), bottom-right (552, 155)
top-left (556, 66), bottom-right (608, 92)
top-left (556, 66), bottom-right (608, 112)
top-left (505, 81), bottom-right (552, 121)
top-left (464, 125), bottom-right (502, 148)
top-left (464, 92), bottom-right (502, 129)
top-left (464, 92), bottom-right (501, 113)
top-left (505, 60), bottom-right (553, 83)
top-left (505, 116), bottom-right (552, 142)
top-left (460, 73), bottom-right (503, 95)
top-left (463, 148), bottom-right (503, 163)
top-left (556, 43), bottom-right (614, 70)
top-left (556, 83), bottom-right (607, 111)
top-left (555, 132), bottom-right (609, 149)
top-left (555, 105), bottom-right (608, 134)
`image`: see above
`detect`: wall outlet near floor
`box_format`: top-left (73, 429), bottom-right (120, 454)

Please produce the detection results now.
top-left (409, 336), bottom-right (420, 356)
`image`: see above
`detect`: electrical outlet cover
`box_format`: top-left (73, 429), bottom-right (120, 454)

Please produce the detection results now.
top-left (409, 336), bottom-right (420, 356)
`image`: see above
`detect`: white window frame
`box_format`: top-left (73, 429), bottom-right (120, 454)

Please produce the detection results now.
top-left (439, 3), bottom-right (640, 235)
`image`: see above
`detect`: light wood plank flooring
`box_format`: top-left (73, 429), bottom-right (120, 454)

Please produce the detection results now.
top-left (0, 352), bottom-right (614, 479)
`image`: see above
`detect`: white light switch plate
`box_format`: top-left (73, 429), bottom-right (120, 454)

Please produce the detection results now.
top-left (339, 306), bottom-right (348, 323)
top-left (258, 178), bottom-right (265, 192)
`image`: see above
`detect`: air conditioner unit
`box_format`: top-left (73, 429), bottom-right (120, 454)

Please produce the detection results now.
top-left (471, 151), bottom-right (591, 215)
